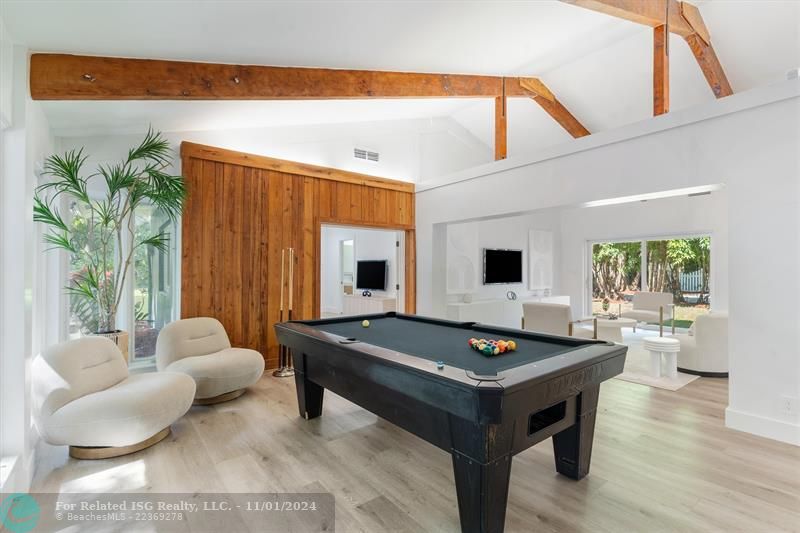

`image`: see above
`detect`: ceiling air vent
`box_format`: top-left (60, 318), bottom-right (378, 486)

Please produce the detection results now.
top-left (354, 148), bottom-right (379, 162)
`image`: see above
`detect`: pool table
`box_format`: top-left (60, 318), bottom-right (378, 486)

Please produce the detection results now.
top-left (274, 313), bottom-right (627, 533)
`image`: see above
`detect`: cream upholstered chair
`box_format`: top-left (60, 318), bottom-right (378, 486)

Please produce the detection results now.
top-left (522, 302), bottom-right (596, 339)
top-left (32, 336), bottom-right (195, 459)
top-left (156, 317), bottom-right (265, 405)
top-left (620, 291), bottom-right (674, 335)
top-left (668, 312), bottom-right (728, 376)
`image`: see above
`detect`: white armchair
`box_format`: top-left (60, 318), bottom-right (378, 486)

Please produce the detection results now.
top-left (669, 313), bottom-right (728, 376)
top-left (522, 302), bottom-right (596, 339)
top-left (156, 317), bottom-right (265, 404)
top-left (620, 291), bottom-right (674, 335)
top-left (32, 336), bottom-right (196, 459)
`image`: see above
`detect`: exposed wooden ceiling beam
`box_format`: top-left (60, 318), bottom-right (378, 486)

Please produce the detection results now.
top-left (561, 0), bottom-right (693, 35)
top-left (559, 0), bottom-right (732, 98)
top-left (511, 78), bottom-right (591, 139)
top-left (684, 34), bottom-right (733, 98)
top-left (654, 25), bottom-right (670, 116)
top-left (495, 95), bottom-right (508, 160)
top-left (31, 53), bottom-right (528, 100)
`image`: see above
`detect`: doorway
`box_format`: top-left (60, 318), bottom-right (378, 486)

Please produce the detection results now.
top-left (320, 225), bottom-right (406, 317)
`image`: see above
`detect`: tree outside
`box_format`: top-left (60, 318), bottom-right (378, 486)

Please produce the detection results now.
top-left (592, 237), bottom-right (711, 327)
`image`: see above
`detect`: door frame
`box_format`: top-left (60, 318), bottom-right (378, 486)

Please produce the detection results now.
top-left (315, 219), bottom-right (416, 318)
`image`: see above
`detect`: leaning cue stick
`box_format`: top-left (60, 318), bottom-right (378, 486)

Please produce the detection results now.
top-left (287, 248), bottom-right (295, 371)
top-left (273, 248), bottom-right (290, 377)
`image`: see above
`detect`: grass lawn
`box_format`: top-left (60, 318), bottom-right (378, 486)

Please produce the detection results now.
top-left (656, 318), bottom-right (694, 329)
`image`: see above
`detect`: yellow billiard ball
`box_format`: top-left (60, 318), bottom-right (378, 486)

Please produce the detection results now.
top-left (362, 320), bottom-right (370, 328)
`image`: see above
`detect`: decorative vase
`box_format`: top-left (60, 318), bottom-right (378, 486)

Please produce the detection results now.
top-left (91, 330), bottom-right (130, 363)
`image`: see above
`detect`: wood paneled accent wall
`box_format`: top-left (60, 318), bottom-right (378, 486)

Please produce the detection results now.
top-left (180, 142), bottom-right (415, 368)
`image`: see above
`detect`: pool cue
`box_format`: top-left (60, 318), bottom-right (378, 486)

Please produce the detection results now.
top-left (286, 248), bottom-right (296, 374)
top-left (273, 248), bottom-right (293, 377)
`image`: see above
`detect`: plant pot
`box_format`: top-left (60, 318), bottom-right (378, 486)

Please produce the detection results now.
top-left (91, 330), bottom-right (130, 364)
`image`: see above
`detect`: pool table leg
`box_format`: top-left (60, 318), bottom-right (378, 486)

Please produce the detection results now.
top-left (552, 384), bottom-right (600, 480)
top-left (451, 452), bottom-right (512, 533)
top-left (294, 371), bottom-right (324, 420)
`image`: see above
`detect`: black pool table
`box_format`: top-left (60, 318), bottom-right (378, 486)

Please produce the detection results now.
top-left (275, 313), bottom-right (627, 533)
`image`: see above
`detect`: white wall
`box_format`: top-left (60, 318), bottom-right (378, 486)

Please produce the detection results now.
top-left (447, 1), bottom-right (800, 163)
top-left (56, 115), bottom-right (490, 185)
top-left (320, 226), bottom-right (399, 314)
top-left (0, 45), bottom-right (56, 493)
top-left (417, 80), bottom-right (800, 445)
top-left (559, 191), bottom-right (728, 318)
top-left (445, 210), bottom-right (561, 302)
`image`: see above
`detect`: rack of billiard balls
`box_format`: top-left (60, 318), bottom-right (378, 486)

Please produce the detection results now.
top-left (469, 337), bottom-right (517, 356)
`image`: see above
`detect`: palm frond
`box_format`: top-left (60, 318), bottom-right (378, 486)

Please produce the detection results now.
top-left (43, 231), bottom-right (78, 254)
top-left (137, 231), bottom-right (170, 253)
top-left (92, 198), bottom-right (117, 227)
top-left (142, 171), bottom-right (187, 221)
top-left (127, 127), bottom-right (172, 167)
top-left (99, 162), bottom-right (135, 199)
top-left (33, 196), bottom-right (68, 232)
top-left (38, 149), bottom-right (90, 203)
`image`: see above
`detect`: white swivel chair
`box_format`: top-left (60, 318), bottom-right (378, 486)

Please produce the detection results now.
top-left (522, 302), bottom-right (596, 339)
top-left (669, 312), bottom-right (728, 376)
top-left (32, 336), bottom-right (196, 459)
top-left (156, 317), bottom-right (265, 405)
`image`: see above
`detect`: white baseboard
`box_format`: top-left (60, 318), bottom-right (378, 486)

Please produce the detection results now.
top-left (725, 407), bottom-right (800, 446)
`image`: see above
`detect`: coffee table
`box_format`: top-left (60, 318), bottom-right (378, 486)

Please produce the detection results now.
top-left (595, 317), bottom-right (637, 343)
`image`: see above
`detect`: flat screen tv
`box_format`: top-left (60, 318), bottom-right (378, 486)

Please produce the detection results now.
top-left (483, 248), bottom-right (523, 285)
top-left (356, 260), bottom-right (388, 290)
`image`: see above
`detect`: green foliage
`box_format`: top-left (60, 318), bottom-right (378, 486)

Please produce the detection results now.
top-left (594, 238), bottom-right (711, 304)
top-left (33, 128), bottom-right (186, 333)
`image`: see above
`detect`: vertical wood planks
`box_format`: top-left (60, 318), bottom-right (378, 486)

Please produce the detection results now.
top-left (181, 145), bottom-right (415, 368)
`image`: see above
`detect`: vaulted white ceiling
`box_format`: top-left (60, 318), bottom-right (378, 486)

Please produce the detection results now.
top-left (2, 0), bottom-right (799, 154)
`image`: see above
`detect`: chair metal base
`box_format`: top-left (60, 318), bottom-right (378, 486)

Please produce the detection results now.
top-left (69, 427), bottom-right (171, 460)
top-left (272, 367), bottom-right (295, 378)
top-left (193, 388), bottom-right (246, 405)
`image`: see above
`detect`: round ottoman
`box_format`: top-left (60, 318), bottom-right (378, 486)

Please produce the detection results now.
top-left (643, 337), bottom-right (681, 378)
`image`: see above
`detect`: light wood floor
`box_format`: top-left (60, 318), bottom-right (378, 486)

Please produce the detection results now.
top-left (33, 375), bottom-right (800, 532)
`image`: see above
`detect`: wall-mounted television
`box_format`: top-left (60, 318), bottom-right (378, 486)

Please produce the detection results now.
top-left (356, 260), bottom-right (388, 290)
top-left (483, 249), bottom-right (523, 285)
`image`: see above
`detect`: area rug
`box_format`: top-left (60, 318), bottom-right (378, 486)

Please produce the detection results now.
top-left (613, 344), bottom-right (700, 391)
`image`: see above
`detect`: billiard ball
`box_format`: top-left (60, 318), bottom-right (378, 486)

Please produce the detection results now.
top-left (482, 345), bottom-right (494, 356)
top-left (493, 347), bottom-right (500, 355)
top-left (507, 340), bottom-right (517, 351)
top-left (361, 320), bottom-right (370, 328)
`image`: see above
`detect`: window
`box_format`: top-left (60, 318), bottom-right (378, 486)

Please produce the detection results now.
top-left (132, 205), bottom-right (178, 361)
top-left (65, 201), bottom-right (179, 363)
top-left (590, 236), bottom-right (711, 328)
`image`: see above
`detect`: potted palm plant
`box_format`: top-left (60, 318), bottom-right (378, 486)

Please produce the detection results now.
top-left (33, 129), bottom-right (186, 362)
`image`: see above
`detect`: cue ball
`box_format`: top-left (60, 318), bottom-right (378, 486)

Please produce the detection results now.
top-left (361, 320), bottom-right (370, 328)
top-left (436, 361), bottom-right (445, 369)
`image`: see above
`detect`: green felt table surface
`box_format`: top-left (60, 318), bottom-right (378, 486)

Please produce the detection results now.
top-left (314, 315), bottom-right (581, 375)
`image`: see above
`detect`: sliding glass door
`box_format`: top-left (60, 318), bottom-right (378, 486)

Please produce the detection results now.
top-left (590, 236), bottom-right (711, 328)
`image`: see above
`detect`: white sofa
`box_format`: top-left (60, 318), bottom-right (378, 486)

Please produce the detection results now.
top-left (156, 317), bottom-right (265, 404)
top-left (522, 302), bottom-right (595, 339)
top-left (620, 291), bottom-right (674, 334)
top-left (669, 312), bottom-right (728, 376)
top-left (32, 336), bottom-right (196, 459)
